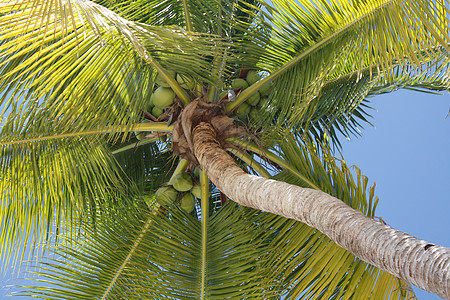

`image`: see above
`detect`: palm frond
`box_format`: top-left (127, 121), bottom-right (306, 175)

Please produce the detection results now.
top-left (241, 0), bottom-right (450, 128)
top-left (92, 0), bottom-right (266, 36)
top-left (7, 135), bottom-right (417, 299)
top-left (110, 140), bottom-right (177, 192)
top-left (12, 202), bottom-right (278, 299)
top-left (0, 125), bottom-right (174, 274)
top-left (95, 0), bottom-right (223, 32)
top-left (368, 66), bottom-right (450, 96)
top-left (0, 0), bottom-right (226, 139)
top-left (0, 136), bottom-right (136, 273)
top-left (247, 71), bottom-right (376, 149)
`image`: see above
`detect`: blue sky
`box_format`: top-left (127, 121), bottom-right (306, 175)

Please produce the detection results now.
top-left (339, 89), bottom-right (450, 299)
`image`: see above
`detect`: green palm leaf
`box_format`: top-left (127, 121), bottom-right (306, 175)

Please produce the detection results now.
top-left (1, 0), bottom-right (449, 298)
top-left (232, 0), bottom-right (450, 130)
top-left (93, 0), bottom-right (266, 36)
top-left (0, 0), bottom-right (226, 139)
top-left (0, 136), bottom-right (134, 271)
top-left (14, 202), bottom-right (278, 299)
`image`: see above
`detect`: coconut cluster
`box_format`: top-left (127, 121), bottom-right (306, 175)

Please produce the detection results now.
top-left (154, 168), bottom-right (205, 213)
top-left (224, 70), bottom-right (272, 120)
top-left (150, 70), bottom-right (197, 115)
top-left (135, 71), bottom-right (198, 141)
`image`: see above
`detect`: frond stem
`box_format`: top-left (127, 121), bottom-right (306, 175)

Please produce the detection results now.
top-left (111, 137), bottom-right (159, 155)
top-left (227, 148), bottom-right (271, 178)
top-left (101, 214), bottom-right (154, 300)
top-left (227, 138), bottom-right (320, 190)
top-left (200, 169), bottom-right (209, 299)
top-left (181, 0), bottom-right (193, 32)
top-left (168, 159), bottom-right (190, 185)
top-left (0, 123), bottom-right (173, 146)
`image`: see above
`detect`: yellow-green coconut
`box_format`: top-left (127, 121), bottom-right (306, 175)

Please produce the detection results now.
top-left (246, 70), bottom-right (261, 85)
top-left (155, 186), bottom-right (178, 206)
top-left (152, 87), bottom-right (175, 108)
top-left (231, 78), bottom-right (249, 90)
top-left (172, 172), bottom-right (194, 192)
top-left (180, 193), bottom-right (195, 213)
top-left (191, 184), bottom-right (202, 198)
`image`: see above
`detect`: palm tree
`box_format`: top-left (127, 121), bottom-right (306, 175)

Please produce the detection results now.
top-left (1, 0), bottom-right (449, 298)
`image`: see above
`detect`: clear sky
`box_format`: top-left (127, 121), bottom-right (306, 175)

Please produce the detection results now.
top-left (339, 89), bottom-right (450, 299)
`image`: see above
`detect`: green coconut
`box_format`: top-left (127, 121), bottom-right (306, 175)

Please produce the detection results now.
top-left (180, 193), bottom-right (195, 213)
top-left (193, 167), bottom-right (200, 178)
top-left (172, 172), bottom-right (194, 192)
top-left (249, 107), bottom-right (260, 122)
top-left (147, 94), bottom-right (155, 111)
top-left (152, 106), bottom-right (164, 118)
top-left (191, 184), bottom-right (202, 198)
top-left (246, 70), bottom-right (261, 85)
top-left (237, 102), bottom-right (251, 118)
top-left (259, 82), bottom-right (272, 97)
top-left (152, 87), bottom-right (175, 108)
top-left (231, 78), bottom-right (249, 90)
top-left (176, 74), bottom-right (195, 89)
top-left (247, 91), bottom-right (260, 106)
top-left (257, 96), bottom-right (270, 108)
top-left (155, 70), bottom-right (176, 87)
top-left (155, 186), bottom-right (178, 206)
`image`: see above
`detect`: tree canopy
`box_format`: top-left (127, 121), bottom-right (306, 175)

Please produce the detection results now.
top-left (1, 0), bottom-right (449, 298)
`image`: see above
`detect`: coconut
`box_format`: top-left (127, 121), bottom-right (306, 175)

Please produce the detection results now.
top-left (152, 106), bottom-right (164, 118)
top-left (191, 184), bottom-right (202, 198)
top-left (180, 193), bottom-right (195, 213)
top-left (237, 102), bottom-right (251, 118)
top-left (172, 172), bottom-right (194, 192)
top-left (231, 78), bottom-right (249, 90)
top-left (257, 96), bottom-right (270, 108)
top-left (193, 167), bottom-right (200, 178)
top-left (246, 70), bottom-right (261, 85)
top-left (147, 94), bottom-right (155, 111)
top-left (247, 91), bottom-right (260, 106)
top-left (155, 186), bottom-right (178, 206)
top-left (259, 82), bottom-right (272, 96)
top-left (155, 70), bottom-right (176, 87)
top-left (152, 87), bottom-right (175, 108)
top-left (249, 107), bottom-right (260, 122)
top-left (176, 74), bottom-right (195, 90)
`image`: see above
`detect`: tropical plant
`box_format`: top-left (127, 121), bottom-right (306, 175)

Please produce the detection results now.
top-left (1, 0), bottom-right (450, 299)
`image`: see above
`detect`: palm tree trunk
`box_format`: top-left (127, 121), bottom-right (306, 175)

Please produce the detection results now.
top-left (192, 121), bottom-right (450, 299)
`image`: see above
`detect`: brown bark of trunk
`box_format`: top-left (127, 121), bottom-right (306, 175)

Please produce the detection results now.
top-left (192, 121), bottom-right (450, 299)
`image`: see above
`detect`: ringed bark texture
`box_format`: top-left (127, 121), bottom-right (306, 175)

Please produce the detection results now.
top-left (192, 122), bottom-right (450, 299)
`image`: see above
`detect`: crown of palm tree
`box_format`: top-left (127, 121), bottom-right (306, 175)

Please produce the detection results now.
top-left (1, 0), bottom-right (450, 298)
